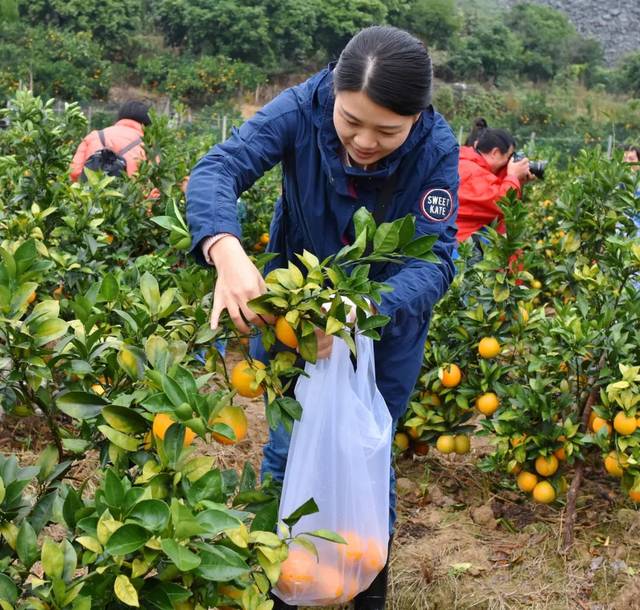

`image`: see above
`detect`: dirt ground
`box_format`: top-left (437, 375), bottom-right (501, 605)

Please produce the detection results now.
top-left (2, 354), bottom-right (639, 610)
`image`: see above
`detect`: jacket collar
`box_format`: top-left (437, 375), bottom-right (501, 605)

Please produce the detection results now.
top-left (311, 65), bottom-right (434, 196)
top-left (114, 119), bottom-right (145, 134)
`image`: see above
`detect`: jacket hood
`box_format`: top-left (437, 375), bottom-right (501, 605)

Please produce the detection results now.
top-left (308, 65), bottom-right (436, 196)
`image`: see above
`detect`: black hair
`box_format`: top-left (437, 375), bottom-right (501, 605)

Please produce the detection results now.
top-left (118, 100), bottom-right (151, 126)
top-left (475, 128), bottom-right (516, 154)
top-left (333, 26), bottom-right (432, 116)
top-left (465, 117), bottom-right (488, 146)
top-left (624, 144), bottom-right (640, 159)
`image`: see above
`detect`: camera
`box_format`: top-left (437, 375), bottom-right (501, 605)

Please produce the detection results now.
top-left (512, 151), bottom-right (548, 180)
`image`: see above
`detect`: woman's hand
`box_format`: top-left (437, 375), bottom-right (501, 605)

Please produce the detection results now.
top-left (209, 236), bottom-right (274, 333)
top-left (314, 328), bottom-right (334, 359)
top-left (507, 157), bottom-right (535, 184)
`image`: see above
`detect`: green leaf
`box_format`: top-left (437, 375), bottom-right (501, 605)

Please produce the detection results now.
top-left (195, 545), bottom-right (251, 581)
top-left (16, 520), bottom-right (38, 569)
top-left (195, 509), bottom-right (241, 536)
top-left (402, 234), bottom-right (438, 258)
top-left (32, 318), bottom-right (68, 346)
top-left (353, 207), bottom-right (376, 242)
top-left (186, 470), bottom-right (224, 505)
top-left (305, 529), bottom-right (346, 544)
top-left (104, 469), bottom-right (125, 509)
top-left (161, 539), bottom-right (201, 571)
top-left (283, 498), bottom-right (319, 527)
top-left (373, 222), bottom-right (400, 253)
top-left (105, 524), bottom-right (151, 556)
top-left (0, 574), bottom-right (18, 604)
top-left (42, 538), bottom-right (64, 579)
top-left (102, 405), bottom-right (148, 434)
top-left (57, 391), bottom-right (107, 420)
top-left (98, 425), bottom-right (140, 452)
top-left (100, 273), bottom-right (119, 301)
top-left (493, 283), bottom-right (510, 303)
top-left (114, 574), bottom-right (139, 607)
top-left (128, 500), bottom-right (170, 532)
top-left (140, 272), bottom-right (161, 315)
top-left (163, 423), bottom-right (185, 467)
top-left (36, 444), bottom-right (58, 482)
top-left (162, 375), bottom-right (188, 408)
top-left (118, 345), bottom-right (145, 380)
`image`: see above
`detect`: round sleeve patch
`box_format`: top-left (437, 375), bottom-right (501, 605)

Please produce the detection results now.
top-left (420, 188), bottom-right (453, 222)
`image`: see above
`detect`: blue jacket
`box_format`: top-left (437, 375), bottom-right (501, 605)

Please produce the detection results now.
top-left (187, 66), bottom-right (459, 419)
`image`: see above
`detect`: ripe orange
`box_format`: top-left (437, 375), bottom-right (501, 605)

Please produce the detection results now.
top-left (613, 412), bottom-right (637, 436)
top-left (440, 364), bottom-right (461, 388)
top-left (629, 489), bottom-right (640, 503)
top-left (531, 280), bottom-right (542, 290)
top-left (516, 471), bottom-right (538, 493)
top-left (230, 359), bottom-right (266, 398)
top-left (406, 425), bottom-right (421, 440)
top-left (532, 481), bottom-right (556, 504)
top-left (592, 417), bottom-right (612, 437)
top-left (91, 383), bottom-right (105, 396)
top-left (421, 392), bottom-right (442, 407)
top-left (454, 435), bottom-right (470, 454)
top-left (210, 405), bottom-right (248, 445)
top-left (259, 232), bottom-right (270, 245)
top-left (275, 317), bottom-right (298, 349)
top-left (478, 337), bottom-right (500, 359)
top-left (394, 432), bottom-right (410, 452)
top-left (52, 284), bottom-right (64, 300)
top-left (535, 455), bottom-right (559, 477)
top-left (507, 461), bottom-right (522, 475)
top-left (588, 411), bottom-right (597, 431)
top-left (27, 291), bottom-right (36, 304)
top-left (277, 548), bottom-right (315, 595)
top-left (338, 531), bottom-right (365, 562)
top-left (436, 435), bottom-right (456, 454)
top-left (105, 233), bottom-right (114, 245)
top-left (604, 451), bottom-right (628, 477)
top-left (413, 440), bottom-right (430, 456)
top-left (553, 436), bottom-right (567, 461)
top-left (476, 392), bottom-right (499, 416)
top-left (314, 564), bottom-right (344, 601)
top-left (361, 538), bottom-right (386, 574)
top-left (152, 413), bottom-right (196, 446)
top-left (510, 434), bottom-right (527, 447)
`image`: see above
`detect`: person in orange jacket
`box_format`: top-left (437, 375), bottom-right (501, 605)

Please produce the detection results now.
top-left (69, 100), bottom-right (151, 182)
top-left (456, 123), bottom-right (533, 243)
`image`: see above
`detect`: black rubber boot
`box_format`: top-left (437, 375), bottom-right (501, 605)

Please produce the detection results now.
top-left (269, 592), bottom-right (297, 610)
top-left (353, 538), bottom-right (392, 610)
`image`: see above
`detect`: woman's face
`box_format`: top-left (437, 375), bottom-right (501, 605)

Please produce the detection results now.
top-left (623, 149), bottom-right (639, 171)
top-left (333, 91), bottom-right (419, 167)
top-left (481, 146), bottom-right (515, 174)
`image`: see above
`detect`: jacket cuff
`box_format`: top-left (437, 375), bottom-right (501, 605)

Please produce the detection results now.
top-left (201, 233), bottom-right (238, 265)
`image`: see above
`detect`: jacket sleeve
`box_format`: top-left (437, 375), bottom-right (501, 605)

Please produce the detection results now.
top-left (459, 169), bottom-right (521, 210)
top-left (69, 135), bottom-right (91, 182)
top-left (377, 147), bottom-right (460, 320)
top-left (186, 89), bottom-right (301, 265)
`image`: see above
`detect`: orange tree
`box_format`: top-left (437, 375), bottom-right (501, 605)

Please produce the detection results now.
top-left (399, 149), bottom-right (640, 550)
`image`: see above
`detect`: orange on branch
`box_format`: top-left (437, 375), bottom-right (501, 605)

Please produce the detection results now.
top-left (230, 359), bottom-right (266, 398)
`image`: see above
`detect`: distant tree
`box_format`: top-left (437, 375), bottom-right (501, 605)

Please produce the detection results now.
top-left (504, 3), bottom-right (576, 80)
top-left (616, 52), bottom-right (640, 97)
top-left (447, 19), bottom-right (522, 83)
top-left (0, 0), bottom-right (19, 21)
top-left (19, 0), bottom-right (142, 59)
top-left (389, 0), bottom-right (462, 50)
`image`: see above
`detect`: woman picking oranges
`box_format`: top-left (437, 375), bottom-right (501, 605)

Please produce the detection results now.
top-left (187, 26), bottom-right (459, 609)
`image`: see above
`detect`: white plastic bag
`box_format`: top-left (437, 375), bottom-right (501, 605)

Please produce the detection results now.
top-left (273, 333), bottom-right (392, 606)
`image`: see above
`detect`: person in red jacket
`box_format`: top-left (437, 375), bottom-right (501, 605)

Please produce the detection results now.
top-left (69, 100), bottom-right (151, 182)
top-left (456, 125), bottom-right (533, 243)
